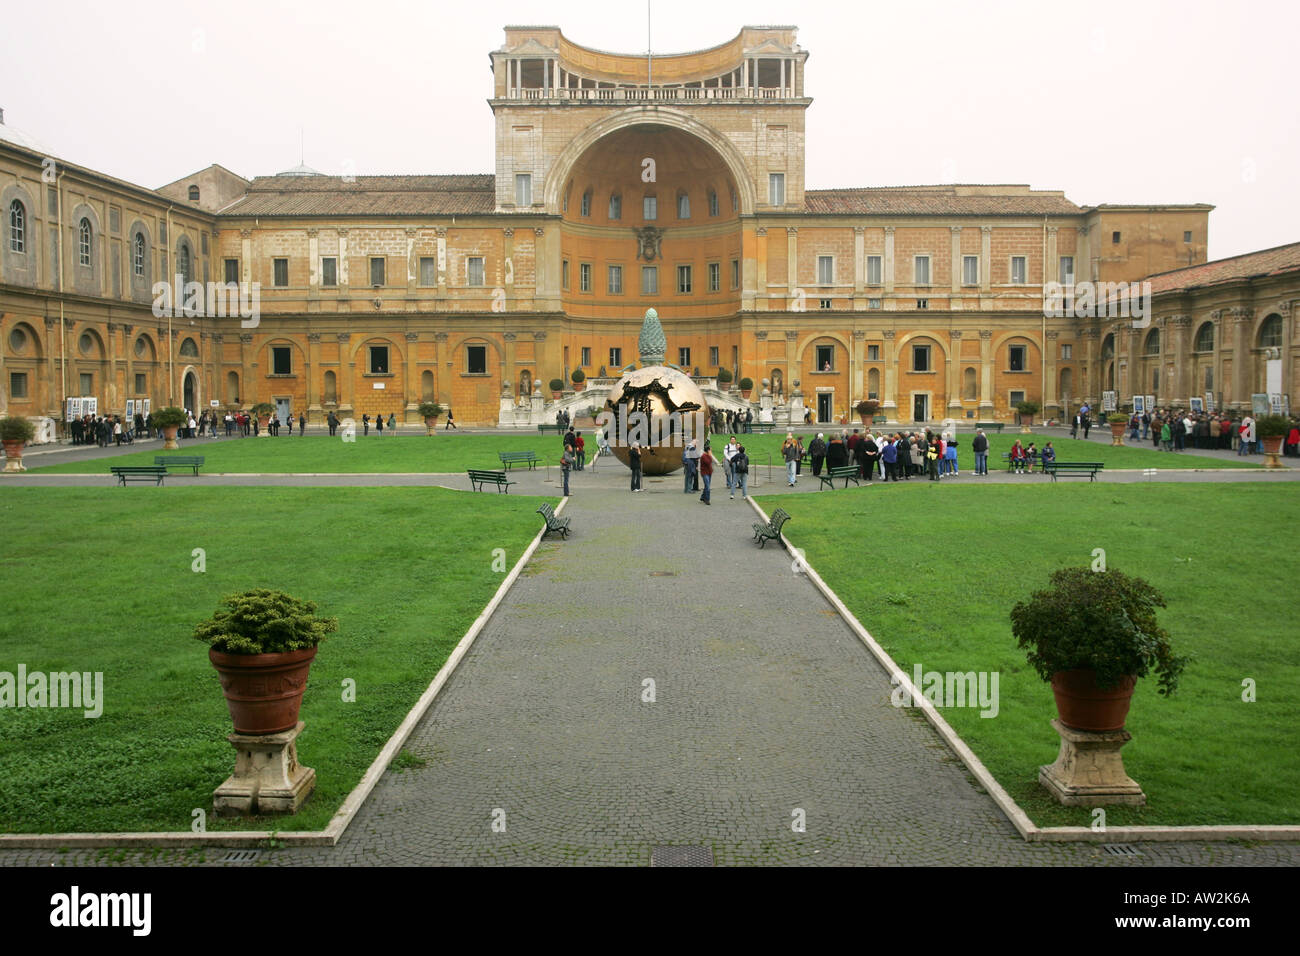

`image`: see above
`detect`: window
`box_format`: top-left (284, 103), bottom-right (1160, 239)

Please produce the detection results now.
top-left (708, 189), bottom-right (719, 217)
top-left (133, 233), bottom-right (145, 277)
top-left (178, 243), bottom-right (192, 286)
top-left (1058, 256), bottom-right (1074, 284)
top-left (708, 262), bottom-right (720, 292)
top-left (466, 345), bottom-right (487, 374)
top-left (677, 192), bottom-right (690, 219)
top-left (677, 264), bottom-right (692, 294)
top-left (1183, 230), bottom-right (1193, 243)
top-left (80, 373), bottom-right (93, 394)
top-left (916, 298), bottom-right (929, 310)
top-left (1194, 322), bottom-right (1213, 353)
top-left (730, 187), bottom-right (738, 213)
top-left (641, 266), bottom-right (658, 295)
top-left (1259, 315), bottom-right (1283, 348)
top-left (579, 262), bottom-right (592, 293)
top-left (562, 259), bottom-right (570, 290)
top-left (963, 255), bottom-right (979, 286)
top-left (816, 344), bottom-right (834, 371)
top-left (643, 195), bottom-right (657, 220)
top-left (273, 258), bottom-right (289, 287)
top-left (1010, 389), bottom-right (1025, 407)
top-left (769, 173), bottom-right (785, 205)
top-left (709, 346), bottom-right (719, 366)
top-left (418, 257), bottom-right (435, 287)
top-left (188, 185), bottom-right (200, 202)
top-left (609, 347), bottom-right (622, 368)
top-left (78, 218), bottom-right (92, 266)
top-left (9, 372), bottom-right (27, 399)
top-left (370, 257), bottom-right (385, 287)
top-left (868, 298), bottom-right (882, 309)
top-left (1009, 344), bottom-right (1027, 371)
top-left (580, 347), bottom-right (591, 367)
top-left (466, 257), bottom-right (484, 287)
top-left (731, 259), bottom-right (740, 289)
top-left (914, 256), bottom-right (930, 285)
top-left (79, 332), bottom-right (95, 355)
top-left (608, 193), bottom-right (621, 220)
top-left (607, 264), bottom-right (623, 294)
top-left (272, 347), bottom-right (292, 375)
top-left (1144, 329), bottom-right (1160, 355)
top-left (820, 298), bottom-right (832, 310)
top-left (224, 258), bottom-right (239, 284)
top-left (867, 345), bottom-right (880, 361)
top-left (817, 255), bottom-right (834, 285)
top-left (134, 373), bottom-right (146, 393)
top-left (912, 345), bottom-right (931, 372)
top-left (514, 173), bottom-right (532, 207)
top-left (679, 348), bottom-right (691, 366)
top-left (866, 255), bottom-right (882, 285)
top-left (1061, 343), bottom-right (1073, 360)
top-left (1112, 231), bottom-right (1121, 244)
top-left (580, 190), bottom-right (591, 217)
top-left (369, 345), bottom-right (389, 374)
top-left (1010, 256), bottom-right (1027, 284)
top-left (180, 337), bottom-right (199, 358)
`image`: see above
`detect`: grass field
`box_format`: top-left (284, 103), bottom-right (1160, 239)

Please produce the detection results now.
top-left (760, 482), bottom-right (1300, 827)
top-left (0, 486), bottom-right (549, 833)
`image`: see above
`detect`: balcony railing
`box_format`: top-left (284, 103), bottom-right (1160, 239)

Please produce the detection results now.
top-left (504, 86), bottom-right (798, 102)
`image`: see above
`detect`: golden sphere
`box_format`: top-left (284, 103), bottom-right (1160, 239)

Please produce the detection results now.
top-left (603, 366), bottom-right (710, 476)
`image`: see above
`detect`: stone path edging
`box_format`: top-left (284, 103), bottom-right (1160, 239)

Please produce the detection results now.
top-left (0, 496), bottom-right (565, 850)
top-left (748, 496), bottom-right (1300, 844)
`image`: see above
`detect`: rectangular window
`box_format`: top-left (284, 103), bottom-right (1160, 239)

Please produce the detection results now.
top-left (1183, 230), bottom-right (1193, 243)
top-left (731, 259), bottom-right (740, 289)
top-left (1061, 343), bottom-right (1073, 360)
top-left (1009, 344), bottom-right (1027, 371)
top-left (79, 372), bottom-right (93, 394)
top-left (708, 191), bottom-right (719, 216)
top-left (272, 347), bottom-right (291, 375)
top-left (679, 347), bottom-right (691, 367)
top-left (641, 266), bottom-right (658, 295)
top-left (817, 255), bottom-right (834, 285)
top-left (820, 298), bottom-right (832, 310)
top-left (912, 345), bottom-right (931, 372)
top-left (135, 373), bottom-right (146, 393)
top-left (418, 257), bottom-right (435, 287)
top-left (816, 345), bottom-right (834, 371)
top-left (709, 346), bottom-right (719, 366)
top-left (514, 173), bottom-right (531, 207)
top-left (708, 262), bottom-right (720, 292)
top-left (609, 194), bottom-right (621, 220)
top-left (963, 255), bottom-right (979, 286)
top-left (562, 259), bottom-right (570, 290)
top-left (466, 257), bottom-right (484, 287)
top-left (677, 264), bottom-right (692, 294)
top-left (607, 264), bottom-right (623, 294)
top-left (1010, 256), bottom-right (1027, 284)
top-left (466, 345), bottom-right (487, 374)
top-left (9, 372), bottom-right (27, 399)
top-left (1058, 256), bottom-right (1074, 284)
top-left (916, 298), bottom-right (929, 310)
top-left (914, 256), bottom-right (931, 285)
top-left (370, 257), bottom-right (385, 287)
top-left (868, 298), bottom-right (882, 309)
top-left (579, 262), bottom-right (592, 293)
top-left (224, 258), bottom-right (239, 284)
top-left (1112, 231), bottom-right (1121, 244)
top-left (769, 173), bottom-right (785, 205)
top-left (369, 345), bottom-right (389, 374)
top-left (580, 191), bottom-right (591, 216)
top-left (643, 196), bottom-right (657, 220)
top-left (677, 193), bottom-right (690, 218)
top-left (580, 347), bottom-right (591, 367)
top-left (866, 255), bottom-right (882, 285)
top-left (609, 347), bottom-right (622, 368)
top-left (273, 258), bottom-right (288, 287)
top-left (867, 344), bottom-right (880, 362)
top-left (1010, 389), bottom-right (1025, 407)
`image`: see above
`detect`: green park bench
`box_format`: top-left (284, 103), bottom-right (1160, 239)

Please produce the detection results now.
top-left (1001, 451), bottom-right (1042, 472)
top-left (467, 469), bottom-right (516, 493)
top-left (498, 450), bottom-right (540, 471)
top-left (872, 415), bottom-right (888, 425)
top-left (976, 422), bottom-right (1004, 432)
top-left (155, 455), bottom-right (205, 476)
top-left (111, 465), bottom-right (167, 486)
top-left (537, 424), bottom-right (565, 434)
top-left (750, 422), bottom-right (777, 433)
top-left (1044, 461), bottom-right (1104, 482)
top-left (536, 502), bottom-right (571, 539)
top-left (752, 507), bottom-right (791, 549)
top-left (819, 465), bottom-right (862, 490)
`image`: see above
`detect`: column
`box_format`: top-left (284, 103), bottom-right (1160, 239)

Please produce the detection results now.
top-left (434, 332), bottom-right (449, 405)
top-left (882, 329), bottom-right (898, 413)
top-left (123, 324), bottom-right (135, 413)
top-left (754, 227), bottom-right (768, 306)
top-left (239, 333), bottom-right (254, 407)
top-left (307, 228), bottom-right (319, 306)
top-left (852, 329), bottom-right (865, 399)
top-left (1082, 327), bottom-right (1099, 404)
top-left (435, 228), bottom-right (448, 301)
top-left (947, 330), bottom-right (962, 412)
top-left (1044, 330), bottom-right (1059, 414)
top-left (337, 333), bottom-right (354, 416)
top-left (1279, 301), bottom-right (1294, 407)
top-left (533, 228), bottom-right (549, 303)
top-left (883, 227), bottom-right (895, 295)
top-left (1170, 315), bottom-right (1191, 405)
top-left (404, 332), bottom-right (419, 417)
top-left (853, 226), bottom-right (865, 308)
top-left (785, 330), bottom-right (797, 401)
top-left (503, 331), bottom-right (517, 399)
top-left (306, 333), bottom-right (321, 416)
top-left (950, 227), bottom-right (962, 295)
top-left (978, 329), bottom-right (994, 413)
top-left (1209, 310), bottom-right (1223, 408)
top-left (405, 227), bottom-right (418, 297)
top-left (503, 229), bottom-right (515, 307)
top-left (240, 229), bottom-right (253, 288)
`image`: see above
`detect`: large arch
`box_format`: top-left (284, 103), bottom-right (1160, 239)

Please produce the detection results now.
top-left (543, 107), bottom-right (758, 216)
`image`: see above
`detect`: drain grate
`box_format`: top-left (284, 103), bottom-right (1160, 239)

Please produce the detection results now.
top-left (651, 845), bottom-right (714, 867)
top-left (1101, 844), bottom-right (1140, 857)
top-left (220, 849), bottom-right (262, 863)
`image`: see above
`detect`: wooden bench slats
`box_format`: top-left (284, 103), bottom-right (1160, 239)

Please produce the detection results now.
top-left (497, 451), bottom-right (539, 470)
top-left (819, 465), bottom-right (861, 490)
top-left (753, 507), bottom-right (791, 549)
top-left (467, 469), bottom-right (516, 493)
top-left (537, 503), bottom-right (571, 539)
top-left (111, 466), bottom-right (167, 486)
top-left (155, 456), bottom-right (205, 475)
top-left (1044, 462), bottom-right (1104, 482)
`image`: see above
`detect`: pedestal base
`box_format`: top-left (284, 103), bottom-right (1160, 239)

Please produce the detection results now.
top-left (214, 721), bottom-right (315, 816)
top-left (1039, 718), bottom-right (1145, 806)
top-left (3, 459), bottom-right (26, 473)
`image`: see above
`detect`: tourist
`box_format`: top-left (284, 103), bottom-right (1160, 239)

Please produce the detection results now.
top-left (299, 413), bottom-right (306, 435)
top-left (1130, 413), bottom-right (1140, 441)
top-left (688, 437), bottom-right (703, 491)
top-left (944, 435), bottom-right (958, 476)
top-left (1025, 441), bottom-right (1037, 474)
top-left (376, 413), bottom-right (384, 436)
top-left (972, 429), bottom-right (989, 476)
top-left (388, 412), bottom-right (396, 433)
top-left (1287, 423), bottom-right (1300, 457)
top-left (896, 434), bottom-right (913, 479)
top-left (699, 440), bottom-right (715, 505)
top-left (826, 432), bottom-right (846, 471)
top-left (362, 413), bottom-right (370, 436)
top-left (574, 431), bottom-right (585, 470)
top-left (629, 441), bottom-right (643, 492)
top-left (1141, 410), bottom-right (1151, 440)
top-left (1240, 414), bottom-right (1256, 455)
top-left (927, 437), bottom-right (941, 481)
top-left (1042, 442), bottom-right (1057, 467)
top-left (852, 431), bottom-right (869, 479)
top-left (445, 408), bottom-right (457, 430)
top-left (744, 408), bottom-right (753, 433)
top-left (861, 432), bottom-right (879, 482)
top-left (561, 442), bottom-right (573, 496)
top-left (285, 415), bottom-right (293, 436)
top-left (1070, 411), bottom-right (1080, 439)
top-left (795, 433), bottom-right (805, 476)
top-left (682, 440), bottom-right (697, 493)
top-left (808, 432), bottom-right (827, 476)
top-left (1161, 419), bottom-right (1173, 452)
top-left (326, 411), bottom-right (337, 436)
top-left (732, 443), bottom-right (749, 498)
top-left (1010, 439), bottom-right (1027, 474)
top-left (782, 433), bottom-right (800, 486)
top-left (724, 435), bottom-right (740, 495)
top-left (882, 436), bottom-right (899, 481)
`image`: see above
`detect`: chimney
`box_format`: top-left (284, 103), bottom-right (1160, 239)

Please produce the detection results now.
top-left (0, 108), bottom-right (5, 125)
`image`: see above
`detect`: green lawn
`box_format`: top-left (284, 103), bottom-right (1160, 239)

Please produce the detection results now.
top-left (727, 430), bottom-right (1256, 470)
top-left (0, 486), bottom-right (549, 833)
top-left (33, 433), bottom-right (580, 475)
top-left (761, 482), bottom-right (1299, 827)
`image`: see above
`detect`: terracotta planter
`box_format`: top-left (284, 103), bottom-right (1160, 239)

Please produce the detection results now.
top-left (424, 415), bottom-right (438, 435)
top-left (1019, 415), bottom-right (1034, 433)
top-left (551, 391), bottom-right (562, 400)
top-left (1051, 669), bottom-right (1137, 732)
top-left (209, 646), bottom-right (318, 735)
top-left (257, 416), bottom-right (271, 437)
top-left (1110, 421), bottom-right (1127, 446)
top-left (741, 388), bottom-right (752, 400)
top-left (2, 438), bottom-right (26, 473)
top-left (1261, 435), bottom-right (1284, 468)
top-left (161, 425), bottom-right (180, 450)
top-left (572, 380), bottom-right (585, 392)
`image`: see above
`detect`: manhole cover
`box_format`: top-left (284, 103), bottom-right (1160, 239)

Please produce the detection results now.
top-left (649, 571), bottom-right (678, 577)
top-left (220, 849), bottom-right (262, 863)
top-left (1101, 844), bottom-right (1140, 857)
top-left (651, 845), bottom-right (714, 867)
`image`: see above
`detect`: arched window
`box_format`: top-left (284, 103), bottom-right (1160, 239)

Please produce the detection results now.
top-left (188, 185), bottom-right (200, 202)
top-left (1101, 333), bottom-right (1115, 361)
top-left (677, 191), bottom-right (690, 219)
top-left (1259, 314), bottom-right (1283, 348)
top-left (608, 193), bottom-right (621, 220)
top-left (1194, 322), bottom-right (1214, 353)
top-left (580, 189), bottom-right (591, 217)
top-left (1144, 329), bottom-right (1160, 355)
top-left (9, 200), bottom-right (25, 253)
top-left (707, 188), bottom-right (719, 217)
top-left (177, 242), bottom-right (192, 287)
top-left (79, 218), bottom-right (92, 266)
top-left (179, 337), bottom-right (199, 358)
top-left (133, 233), bottom-right (146, 277)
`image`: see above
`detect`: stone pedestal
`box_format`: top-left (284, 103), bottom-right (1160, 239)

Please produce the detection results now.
top-left (213, 721), bottom-right (315, 816)
top-left (1039, 718), bottom-right (1145, 807)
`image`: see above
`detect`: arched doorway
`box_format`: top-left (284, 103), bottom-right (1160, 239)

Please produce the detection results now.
top-left (183, 370), bottom-right (197, 411)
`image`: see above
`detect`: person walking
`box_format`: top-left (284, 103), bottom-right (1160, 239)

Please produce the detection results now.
top-left (445, 408), bottom-right (457, 430)
top-left (972, 428), bottom-right (989, 476)
top-left (388, 412), bottom-right (396, 433)
top-left (376, 414), bottom-right (384, 436)
top-left (1161, 419), bottom-right (1173, 452)
top-left (299, 413), bottom-right (306, 435)
top-left (574, 431), bottom-right (585, 470)
top-left (732, 443), bottom-right (750, 498)
top-left (363, 413), bottom-right (370, 436)
top-left (808, 432), bottom-right (827, 476)
top-left (882, 436), bottom-right (899, 481)
top-left (699, 441), bottom-right (715, 505)
top-left (682, 440), bottom-right (697, 493)
top-left (629, 441), bottom-right (644, 492)
top-left (782, 433), bottom-right (800, 486)
top-left (561, 442), bottom-right (574, 496)
top-left (724, 435), bottom-right (739, 497)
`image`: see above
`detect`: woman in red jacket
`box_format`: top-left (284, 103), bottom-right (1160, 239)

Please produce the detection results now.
top-left (1010, 439), bottom-right (1027, 474)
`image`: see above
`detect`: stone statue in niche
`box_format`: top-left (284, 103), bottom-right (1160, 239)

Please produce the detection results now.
top-left (519, 370), bottom-right (533, 405)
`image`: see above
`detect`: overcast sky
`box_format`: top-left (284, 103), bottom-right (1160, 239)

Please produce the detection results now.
top-left (3, 0), bottom-right (1294, 261)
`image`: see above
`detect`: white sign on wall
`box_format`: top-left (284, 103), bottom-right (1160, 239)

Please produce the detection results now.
top-left (373, 382), bottom-right (385, 390)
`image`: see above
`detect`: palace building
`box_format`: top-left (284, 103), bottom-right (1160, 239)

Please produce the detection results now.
top-left (1, 25), bottom-right (1296, 429)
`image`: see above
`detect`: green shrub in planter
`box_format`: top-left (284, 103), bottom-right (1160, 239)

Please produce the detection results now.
top-left (739, 377), bottom-right (754, 391)
top-left (417, 401), bottom-right (444, 418)
top-left (1255, 414), bottom-right (1291, 438)
top-left (570, 368), bottom-right (585, 384)
top-left (250, 402), bottom-right (276, 419)
top-left (1010, 567), bottom-right (1189, 696)
top-left (549, 378), bottom-right (564, 393)
top-left (1107, 413), bottom-right (1130, 425)
top-left (150, 406), bottom-right (188, 428)
top-left (1015, 400), bottom-right (1041, 417)
top-left (0, 416), bottom-right (36, 443)
top-left (193, 589), bottom-right (337, 655)
top-left (855, 399), bottom-right (881, 416)
top-left (716, 367), bottom-right (733, 384)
